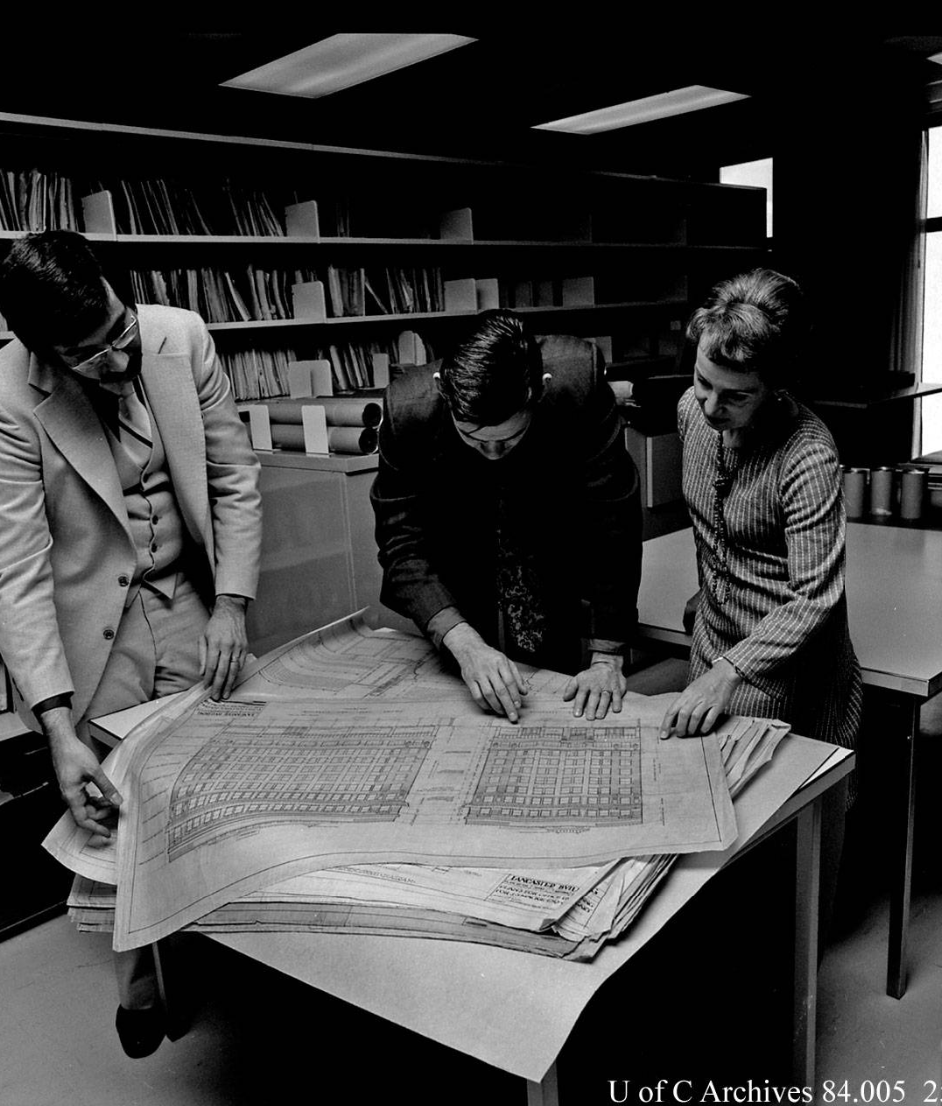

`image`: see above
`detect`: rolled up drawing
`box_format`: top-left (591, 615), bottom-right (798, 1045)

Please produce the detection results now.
top-left (270, 422), bottom-right (378, 454)
top-left (329, 426), bottom-right (378, 454)
top-left (266, 396), bottom-right (382, 427)
top-left (269, 424), bottom-right (315, 452)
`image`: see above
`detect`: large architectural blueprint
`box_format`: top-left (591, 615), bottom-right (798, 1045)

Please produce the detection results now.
top-left (111, 691), bottom-right (734, 949)
top-left (44, 615), bottom-right (737, 952)
top-left (64, 715), bottom-right (788, 963)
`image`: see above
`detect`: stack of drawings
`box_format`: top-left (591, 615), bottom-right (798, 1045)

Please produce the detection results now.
top-left (48, 616), bottom-right (789, 963)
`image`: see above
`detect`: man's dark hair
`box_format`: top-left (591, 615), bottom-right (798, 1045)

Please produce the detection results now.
top-left (438, 309), bottom-right (544, 425)
top-left (686, 268), bottom-right (807, 385)
top-left (0, 229), bottom-right (111, 352)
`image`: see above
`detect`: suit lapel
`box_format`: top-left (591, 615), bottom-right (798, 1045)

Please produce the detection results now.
top-left (30, 356), bottom-right (132, 538)
top-left (139, 331), bottom-right (209, 548)
top-left (29, 313), bottom-right (211, 552)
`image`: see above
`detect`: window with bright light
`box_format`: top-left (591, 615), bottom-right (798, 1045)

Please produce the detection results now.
top-left (920, 127), bottom-right (942, 454)
top-left (720, 157), bottom-right (773, 238)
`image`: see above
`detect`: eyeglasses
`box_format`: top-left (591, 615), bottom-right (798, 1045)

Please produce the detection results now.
top-left (62, 311), bottom-right (140, 376)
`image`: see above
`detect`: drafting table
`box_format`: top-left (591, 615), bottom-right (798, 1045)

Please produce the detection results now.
top-left (637, 521), bottom-right (942, 999)
top-left (92, 691), bottom-right (851, 1101)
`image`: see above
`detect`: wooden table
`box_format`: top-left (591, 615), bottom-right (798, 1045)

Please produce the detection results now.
top-left (637, 521), bottom-right (942, 998)
top-left (93, 692), bottom-right (851, 1101)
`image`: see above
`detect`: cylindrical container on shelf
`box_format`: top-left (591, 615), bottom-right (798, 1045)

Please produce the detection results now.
top-left (328, 426), bottom-right (379, 455)
top-left (269, 422), bottom-right (378, 455)
top-left (869, 466), bottom-right (897, 517)
top-left (266, 397), bottom-right (383, 428)
top-left (842, 467), bottom-right (868, 520)
top-left (269, 424), bottom-right (308, 451)
top-left (899, 467), bottom-right (928, 521)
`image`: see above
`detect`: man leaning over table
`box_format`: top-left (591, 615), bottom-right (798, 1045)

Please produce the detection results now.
top-left (371, 308), bottom-right (642, 722)
top-left (0, 230), bottom-right (262, 1057)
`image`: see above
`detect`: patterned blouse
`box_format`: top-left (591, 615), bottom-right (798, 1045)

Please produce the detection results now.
top-left (678, 387), bottom-right (862, 750)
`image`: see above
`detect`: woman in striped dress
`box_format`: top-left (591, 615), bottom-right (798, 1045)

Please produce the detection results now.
top-left (660, 269), bottom-right (863, 750)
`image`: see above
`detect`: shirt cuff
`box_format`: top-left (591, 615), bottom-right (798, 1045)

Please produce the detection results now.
top-left (588, 639), bottom-right (624, 656)
top-left (215, 593), bottom-right (250, 609)
top-left (425, 606), bottom-right (467, 651)
top-left (33, 693), bottom-right (74, 716)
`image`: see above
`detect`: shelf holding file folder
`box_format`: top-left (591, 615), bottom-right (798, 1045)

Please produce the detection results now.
top-left (0, 115), bottom-right (767, 425)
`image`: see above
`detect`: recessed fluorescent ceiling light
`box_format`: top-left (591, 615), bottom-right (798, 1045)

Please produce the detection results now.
top-left (535, 86), bottom-right (749, 134)
top-left (221, 33), bottom-right (476, 99)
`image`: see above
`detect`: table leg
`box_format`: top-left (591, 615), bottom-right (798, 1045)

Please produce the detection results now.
top-left (886, 699), bottom-right (918, 999)
top-left (793, 798), bottom-right (821, 1087)
top-left (526, 1062), bottom-right (559, 1106)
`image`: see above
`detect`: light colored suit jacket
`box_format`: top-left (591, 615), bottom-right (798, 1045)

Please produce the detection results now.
top-left (0, 304), bottom-right (262, 726)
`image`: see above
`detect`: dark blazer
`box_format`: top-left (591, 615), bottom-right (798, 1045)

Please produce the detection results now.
top-left (370, 334), bottom-right (642, 673)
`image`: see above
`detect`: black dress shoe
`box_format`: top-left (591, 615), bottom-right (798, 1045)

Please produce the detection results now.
top-left (115, 1005), bottom-right (166, 1058)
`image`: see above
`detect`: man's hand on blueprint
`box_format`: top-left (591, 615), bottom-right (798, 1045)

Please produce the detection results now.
top-left (43, 710), bottom-right (123, 843)
top-left (200, 594), bottom-right (249, 701)
top-left (442, 622), bottom-right (528, 722)
top-left (562, 655), bottom-right (626, 721)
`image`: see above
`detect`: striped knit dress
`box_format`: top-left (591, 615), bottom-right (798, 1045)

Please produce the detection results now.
top-left (678, 387), bottom-right (862, 750)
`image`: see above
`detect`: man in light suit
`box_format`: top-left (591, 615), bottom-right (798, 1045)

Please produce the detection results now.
top-left (0, 230), bottom-right (262, 1055)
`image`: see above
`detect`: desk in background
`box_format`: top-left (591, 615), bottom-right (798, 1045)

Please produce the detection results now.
top-left (637, 522), bottom-right (942, 998)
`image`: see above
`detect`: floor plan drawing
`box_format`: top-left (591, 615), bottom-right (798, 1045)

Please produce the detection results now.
top-left (465, 725), bottom-right (643, 826)
top-left (167, 714), bottom-right (436, 859)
